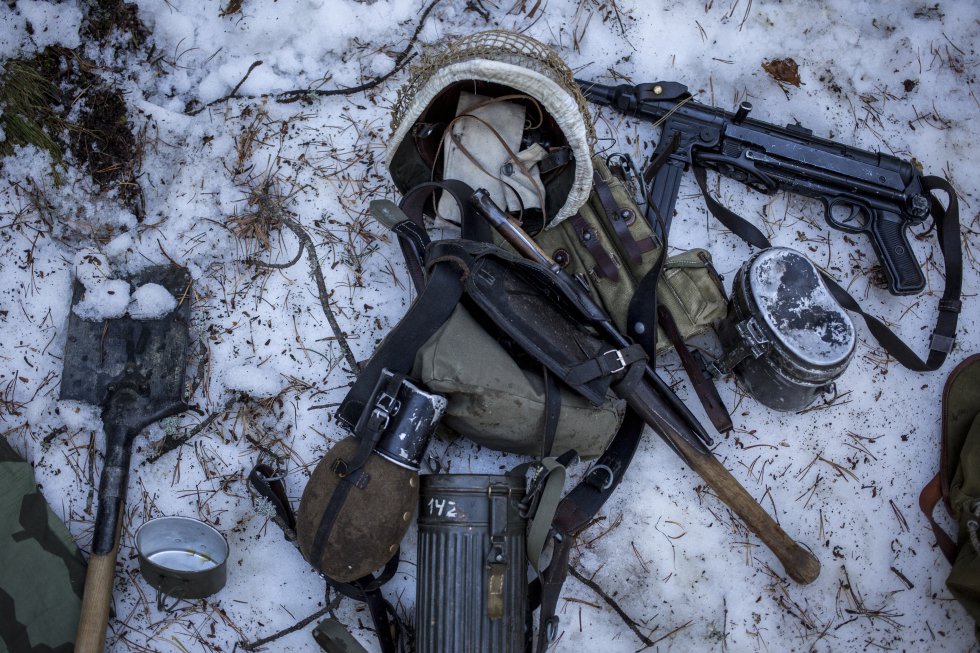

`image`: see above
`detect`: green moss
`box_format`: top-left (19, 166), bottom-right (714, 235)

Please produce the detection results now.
top-left (0, 59), bottom-right (63, 161)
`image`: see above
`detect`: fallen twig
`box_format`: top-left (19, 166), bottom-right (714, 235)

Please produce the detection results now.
top-left (248, 183), bottom-right (360, 374)
top-left (275, 0), bottom-right (442, 103)
top-left (187, 60), bottom-right (263, 116)
top-left (568, 565), bottom-right (654, 647)
top-left (145, 395), bottom-right (239, 464)
top-left (242, 587), bottom-right (343, 650)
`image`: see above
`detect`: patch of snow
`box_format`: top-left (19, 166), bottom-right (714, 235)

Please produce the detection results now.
top-left (128, 282), bottom-right (178, 320)
top-left (72, 278), bottom-right (130, 321)
top-left (224, 364), bottom-right (281, 398)
top-left (0, 1), bottom-right (83, 58)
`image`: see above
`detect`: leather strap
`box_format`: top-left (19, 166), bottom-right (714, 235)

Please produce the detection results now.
top-left (529, 410), bottom-right (645, 652)
top-left (538, 146), bottom-right (572, 174)
top-left (248, 464), bottom-right (297, 541)
top-left (592, 169), bottom-right (644, 265)
top-left (393, 179), bottom-right (491, 291)
top-left (564, 344), bottom-right (648, 387)
top-left (336, 262), bottom-right (464, 430)
top-left (692, 166), bottom-right (962, 372)
top-left (918, 472), bottom-right (958, 564)
top-left (323, 559), bottom-right (404, 653)
top-left (658, 305), bottom-right (733, 433)
top-left (540, 368), bottom-right (561, 458)
top-left (569, 213), bottom-right (619, 281)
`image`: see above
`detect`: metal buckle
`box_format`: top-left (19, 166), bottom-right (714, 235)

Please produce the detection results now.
top-left (603, 349), bottom-right (627, 374)
top-left (375, 391), bottom-right (400, 416)
top-left (930, 332), bottom-right (956, 354)
top-left (586, 463), bottom-right (615, 491)
top-left (545, 616), bottom-right (560, 641)
top-left (366, 407), bottom-right (390, 434)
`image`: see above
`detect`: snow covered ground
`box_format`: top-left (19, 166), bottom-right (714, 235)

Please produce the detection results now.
top-left (1, 0), bottom-right (978, 651)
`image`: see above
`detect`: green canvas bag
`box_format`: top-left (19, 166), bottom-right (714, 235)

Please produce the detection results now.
top-left (919, 353), bottom-right (980, 640)
top-left (412, 158), bottom-right (728, 458)
top-left (533, 157), bottom-right (728, 349)
top-left (414, 304), bottom-right (627, 458)
top-left (1, 438), bottom-right (86, 653)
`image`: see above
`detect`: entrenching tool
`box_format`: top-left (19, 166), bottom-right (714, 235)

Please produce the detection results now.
top-left (60, 265), bottom-right (193, 653)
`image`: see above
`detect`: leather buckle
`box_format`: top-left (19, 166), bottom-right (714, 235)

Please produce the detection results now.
top-left (603, 349), bottom-right (627, 374)
top-left (939, 299), bottom-right (962, 314)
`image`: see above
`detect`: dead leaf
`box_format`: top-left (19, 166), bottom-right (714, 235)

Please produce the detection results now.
top-left (762, 58), bottom-right (802, 87)
top-left (220, 0), bottom-right (244, 17)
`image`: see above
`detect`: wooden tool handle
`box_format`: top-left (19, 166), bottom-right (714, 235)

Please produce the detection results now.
top-left (75, 518), bottom-right (122, 652)
top-left (673, 432), bottom-right (821, 584)
top-left (627, 383), bottom-right (820, 584)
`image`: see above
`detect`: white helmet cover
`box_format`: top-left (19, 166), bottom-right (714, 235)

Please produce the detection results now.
top-left (386, 31), bottom-right (595, 227)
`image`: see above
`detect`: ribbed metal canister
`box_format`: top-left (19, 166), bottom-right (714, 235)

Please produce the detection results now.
top-left (416, 474), bottom-right (527, 653)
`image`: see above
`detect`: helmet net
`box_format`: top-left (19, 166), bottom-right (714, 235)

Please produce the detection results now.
top-left (391, 29), bottom-right (596, 147)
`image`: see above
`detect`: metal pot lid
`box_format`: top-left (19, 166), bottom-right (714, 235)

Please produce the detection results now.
top-left (747, 248), bottom-right (855, 368)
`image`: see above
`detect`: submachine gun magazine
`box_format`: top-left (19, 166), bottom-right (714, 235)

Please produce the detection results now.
top-left (576, 79), bottom-right (933, 296)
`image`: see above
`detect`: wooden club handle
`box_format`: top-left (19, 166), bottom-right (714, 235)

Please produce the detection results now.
top-left (673, 431), bottom-right (821, 584)
top-left (627, 383), bottom-right (821, 584)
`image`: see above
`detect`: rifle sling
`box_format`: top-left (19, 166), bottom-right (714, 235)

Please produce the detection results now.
top-left (691, 165), bottom-right (962, 372)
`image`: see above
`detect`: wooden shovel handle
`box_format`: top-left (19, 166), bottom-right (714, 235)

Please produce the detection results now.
top-left (75, 514), bottom-right (123, 652)
top-left (627, 383), bottom-right (821, 584)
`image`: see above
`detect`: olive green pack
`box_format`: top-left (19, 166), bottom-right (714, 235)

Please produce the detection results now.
top-left (413, 157), bottom-right (727, 458)
top-left (533, 157), bottom-right (728, 350)
top-left (1, 438), bottom-right (86, 653)
top-left (920, 354), bottom-right (980, 641)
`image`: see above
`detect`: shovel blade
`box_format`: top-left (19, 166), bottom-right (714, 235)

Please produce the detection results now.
top-left (60, 266), bottom-right (193, 411)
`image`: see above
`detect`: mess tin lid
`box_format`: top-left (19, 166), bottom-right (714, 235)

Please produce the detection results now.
top-left (747, 248), bottom-right (855, 369)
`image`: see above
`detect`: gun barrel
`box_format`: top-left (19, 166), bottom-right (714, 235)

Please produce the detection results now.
top-left (574, 78), bottom-right (618, 106)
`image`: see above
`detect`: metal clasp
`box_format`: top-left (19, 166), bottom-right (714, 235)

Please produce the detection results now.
top-left (709, 317), bottom-right (771, 377)
top-left (603, 349), bottom-right (627, 374)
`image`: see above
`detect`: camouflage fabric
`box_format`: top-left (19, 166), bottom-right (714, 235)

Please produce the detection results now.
top-left (1, 439), bottom-right (85, 653)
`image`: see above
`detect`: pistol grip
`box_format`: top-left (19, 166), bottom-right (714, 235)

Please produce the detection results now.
top-left (872, 210), bottom-right (925, 295)
top-left (646, 157), bottom-right (685, 234)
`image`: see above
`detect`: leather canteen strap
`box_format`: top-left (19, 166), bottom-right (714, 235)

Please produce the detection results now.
top-left (335, 262), bottom-right (463, 431)
top-left (246, 465), bottom-right (404, 653)
top-left (248, 464), bottom-right (297, 541)
top-left (692, 166), bottom-right (962, 372)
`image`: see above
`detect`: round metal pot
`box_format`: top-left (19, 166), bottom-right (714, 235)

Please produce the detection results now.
top-left (715, 248), bottom-right (856, 412)
top-left (135, 516), bottom-right (229, 611)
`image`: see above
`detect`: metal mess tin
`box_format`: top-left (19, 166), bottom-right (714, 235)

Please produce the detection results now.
top-left (416, 474), bottom-right (527, 653)
top-left (135, 516), bottom-right (229, 611)
top-left (714, 247), bottom-right (856, 412)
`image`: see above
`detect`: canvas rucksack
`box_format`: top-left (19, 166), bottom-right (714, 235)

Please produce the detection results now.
top-left (919, 353), bottom-right (980, 640)
top-left (407, 156), bottom-right (728, 457)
